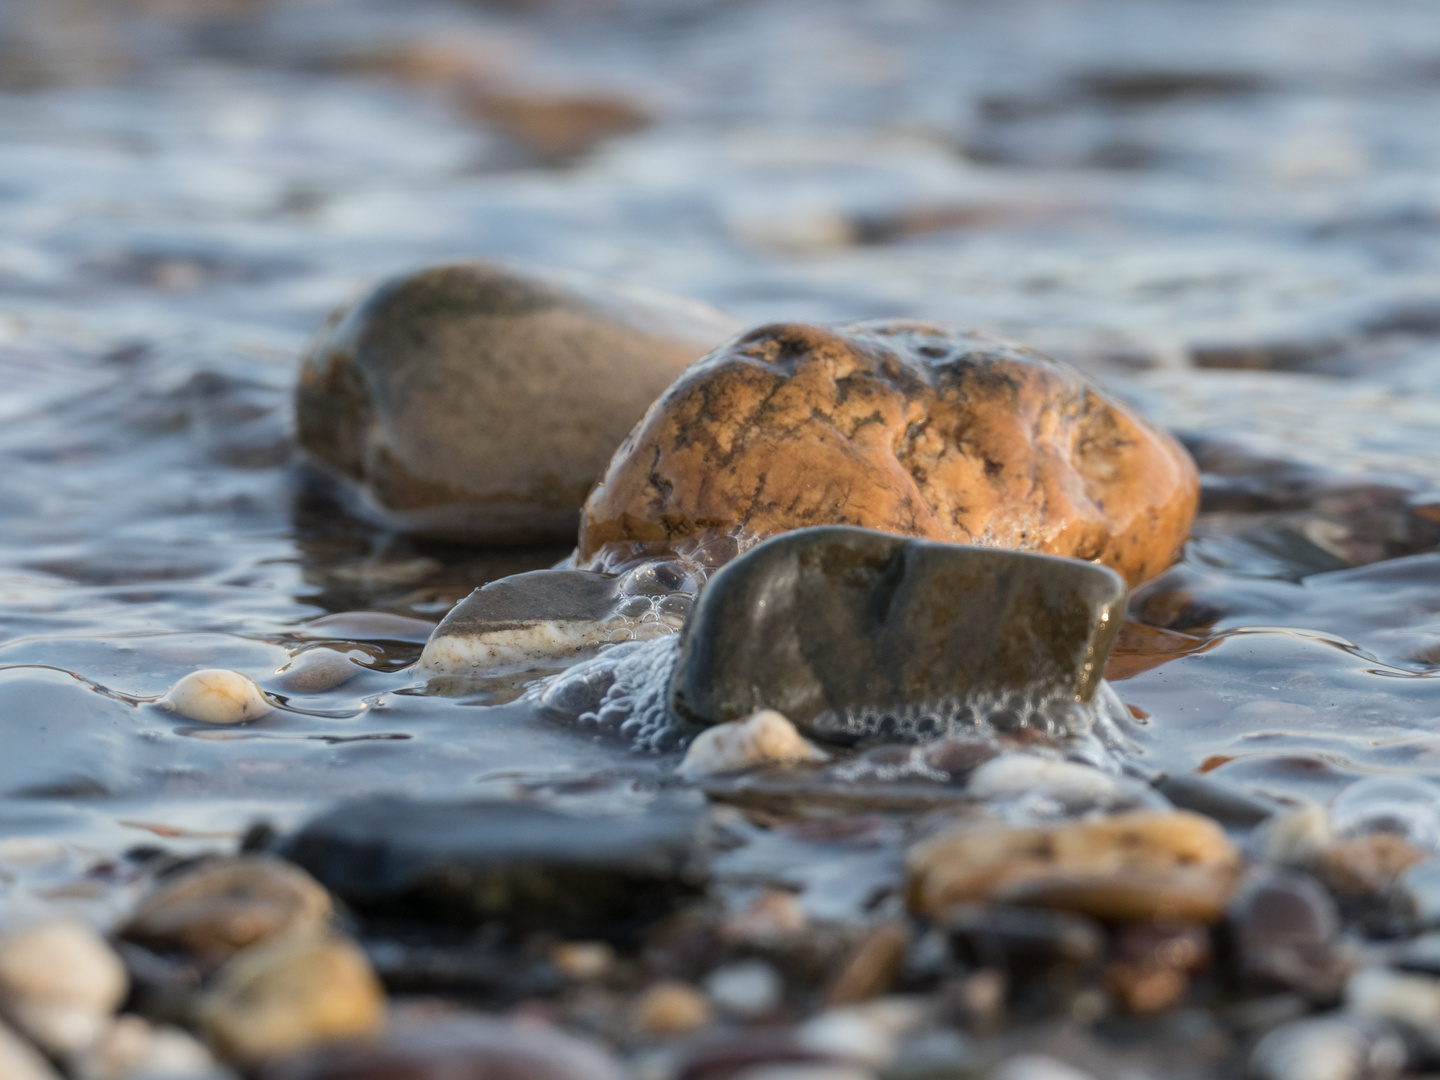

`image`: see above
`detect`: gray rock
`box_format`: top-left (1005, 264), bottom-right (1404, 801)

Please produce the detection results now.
top-left (281, 797), bottom-right (707, 937)
top-left (1230, 868), bottom-right (1345, 997)
top-left (945, 903), bottom-right (1102, 982)
top-left (1154, 772), bottom-right (1280, 827)
top-left (667, 526), bottom-right (1126, 742)
top-left (263, 1014), bottom-right (628, 1080)
top-left (296, 260), bottom-right (738, 543)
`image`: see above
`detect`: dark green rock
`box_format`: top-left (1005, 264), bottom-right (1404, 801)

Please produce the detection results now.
top-left (281, 797), bottom-right (706, 938)
top-left (296, 260), bottom-right (736, 543)
top-left (667, 526), bottom-right (1126, 743)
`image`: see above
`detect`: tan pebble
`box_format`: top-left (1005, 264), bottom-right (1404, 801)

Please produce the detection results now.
top-left (632, 981), bottom-right (712, 1036)
top-left (196, 934), bottom-right (384, 1064)
top-left (907, 812), bottom-right (1240, 924)
top-left (678, 710), bottom-right (829, 778)
top-left (826, 922), bottom-right (911, 1006)
top-left (0, 1016), bottom-right (60, 1080)
top-left (74, 1015), bottom-right (215, 1080)
top-left (1104, 961), bottom-right (1189, 1014)
top-left (1316, 835), bottom-right (1425, 897)
top-left (550, 941), bottom-right (614, 981)
top-left (122, 855), bottom-right (332, 963)
top-left (0, 920), bottom-right (128, 1057)
top-left (161, 669), bottom-right (271, 724)
top-left (1257, 802), bottom-right (1333, 868)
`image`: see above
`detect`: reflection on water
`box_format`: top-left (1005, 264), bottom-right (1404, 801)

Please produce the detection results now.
top-left (1, 0), bottom-right (1440, 919)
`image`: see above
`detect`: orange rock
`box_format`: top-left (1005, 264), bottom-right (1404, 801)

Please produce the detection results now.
top-left (578, 320), bottom-right (1198, 586)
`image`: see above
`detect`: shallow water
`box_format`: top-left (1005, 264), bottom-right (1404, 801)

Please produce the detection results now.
top-left (2, 0), bottom-right (1440, 925)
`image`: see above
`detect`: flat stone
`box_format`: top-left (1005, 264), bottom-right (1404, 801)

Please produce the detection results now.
top-left (121, 855), bottom-right (333, 964)
top-left (296, 260), bottom-right (738, 543)
top-left (419, 569), bottom-right (621, 675)
top-left (282, 797), bottom-right (707, 937)
top-left (907, 811), bottom-right (1241, 924)
top-left (668, 526), bottom-right (1126, 741)
top-left (579, 320), bottom-right (1197, 586)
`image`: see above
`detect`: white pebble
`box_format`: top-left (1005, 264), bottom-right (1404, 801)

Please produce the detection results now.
top-left (0, 1017), bottom-right (60, 1080)
top-left (74, 1015), bottom-right (218, 1080)
top-left (1249, 1016), bottom-right (1404, 1080)
top-left (0, 920), bottom-right (128, 1057)
top-left (678, 710), bottom-right (828, 778)
top-left (1345, 966), bottom-right (1440, 1028)
top-left (702, 959), bottom-right (784, 1017)
top-left (797, 1009), bottom-right (895, 1067)
top-left (160, 669), bottom-right (271, 724)
top-left (1256, 802), bottom-right (1333, 868)
top-left (966, 754), bottom-right (1116, 803)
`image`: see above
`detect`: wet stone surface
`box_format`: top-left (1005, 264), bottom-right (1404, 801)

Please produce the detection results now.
top-left (669, 526), bottom-right (1128, 743)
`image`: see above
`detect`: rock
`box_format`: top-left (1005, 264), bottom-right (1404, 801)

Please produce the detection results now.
top-left (824, 922), bottom-right (910, 1005)
top-left (719, 891), bottom-right (809, 946)
top-left (578, 320), bottom-right (1197, 587)
top-left (907, 812), bottom-right (1241, 924)
top-left (633, 981), bottom-right (714, 1036)
top-left (120, 855), bottom-right (333, 964)
top-left (1247, 1015), bottom-right (1405, 1080)
top-left (549, 941), bottom-right (613, 982)
top-left (196, 934), bottom-right (383, 1065)
top-left (418, 561), bottom-right (698, 676)
top-left (74, 1015), bottom-right (218, 1080)
top-left (1229, 869), bottom-right (1347, 996)
top-left (703, 959), bottom-right (784, 1017)
top-left (1346, 966), bottom-right (1440, 1031)
top-left (269, 649), bottom-right (366, 694)
top-left (679, 711), bottom-right (829, 778)
top-left (668, 526), bottom-right (1127, 742)
top-left (944, 904), bottom-right (1102, 982)
top-left (1316, 836), bottom-right (1425, 898)
top-left (1256, 803), bottom-right (1333, 869)
top-left (160, 669), bottom-right (271, 725)
top-left (296, 260), bottom-right (738, 543)
top-left (1153, 773), bottom-right (1279, 828)
top-left (282, 797), bottom-right (706, 937)
top-left (1103, 921), bottom-right (1209, 1014)
top-left (0, 920), bottom-right (128, 1057)
top-left (0, 1017), bottom-right (60, 1080)
top-left (264, 1014), bottom-right (628, 1080)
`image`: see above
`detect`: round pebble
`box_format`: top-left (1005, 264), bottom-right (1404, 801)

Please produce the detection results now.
top-left (633, 981), bottom-right (714, 1036)
top-left (1249, 1016), bottom-right (1405, 1080)
top-left (0, 1017), bottom-right (60, 1080)
top-left (74, 1015), bottom-right (217, 1080)
top-left (160, 669), bottom-right (272, 724)
top-left (678, 710), bottom-right (829, 778)
top-left (0, 920), bottom-right (128, 1057)
top-left (704, 959), bottom-right (785, 1017)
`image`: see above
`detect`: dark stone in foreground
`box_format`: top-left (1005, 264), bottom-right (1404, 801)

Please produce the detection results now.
top-left (668, 526), bottom-right (1126, 742)
top-left (282, 798), bottom-right (706, 937)
top-left (296, 259), bottom-right (736, 543)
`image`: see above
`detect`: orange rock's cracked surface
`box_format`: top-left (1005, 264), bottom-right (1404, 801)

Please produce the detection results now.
top-left (578, 320), bottom-right (1198, 586)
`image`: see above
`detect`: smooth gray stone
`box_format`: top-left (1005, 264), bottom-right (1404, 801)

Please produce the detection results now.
top-left (1154, 772), bottom-right (1279, 827)
top-left (668, 526), bottom-right (1126, 743)
top-left (281, 797), bottom-right (706, 937)
top-left (296, 260), bottom-right (738, 543)
top-left (419, 569), bottom-right (620, 675)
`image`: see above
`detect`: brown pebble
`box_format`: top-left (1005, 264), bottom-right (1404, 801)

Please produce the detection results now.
top-left (825, 922), bottom-right (912, 1006)
top-left (196, 934), bottom-right (383, 1064)
top-left (122, 855), bottom-right (332, 964)
top-left (1315, 835), bottom-right (1425, 897)
top-left (907, 812), bottom-right (1240, 924)
top-left (632, 981), bottom-right (714, 1036)
top-left (579, 320), bottom-right (1197, 587)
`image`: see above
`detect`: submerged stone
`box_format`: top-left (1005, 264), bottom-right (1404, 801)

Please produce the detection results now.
top-left (282, 797), bottom-right (707, 937)
top-left (668, 526), bottom-right (1126, 742)
top-left (579, 320), bottom-right (1197, 587)
top-left (296, 260), bottom-right (737, 543)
